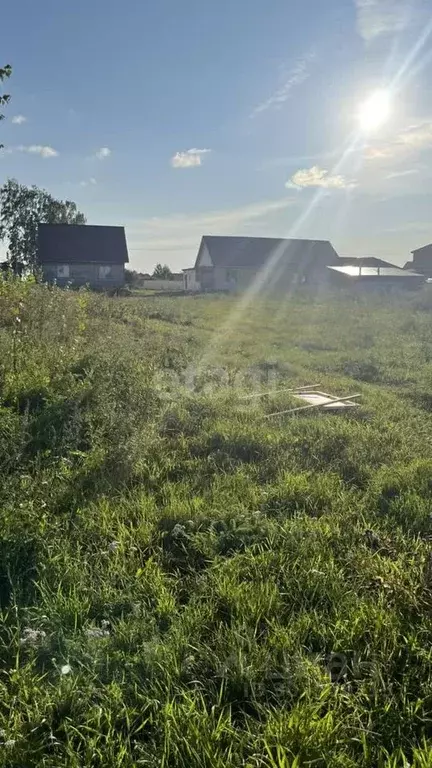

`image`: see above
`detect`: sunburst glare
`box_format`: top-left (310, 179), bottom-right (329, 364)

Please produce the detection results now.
top-left (357, 89), bottom-right (392, 133)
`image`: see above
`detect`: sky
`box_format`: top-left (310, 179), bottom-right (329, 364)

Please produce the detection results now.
top-left (2, 0), bottom-right (432, 270)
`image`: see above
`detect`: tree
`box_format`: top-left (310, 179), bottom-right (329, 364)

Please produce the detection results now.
top-left (152, 263), bottom-right (173, 280)
top-left (124, 268), bottom-right (140, 287)
top-left (0, 64), bottom-right (12, 148)
top-left (0, 179), bottom-right (86, 272)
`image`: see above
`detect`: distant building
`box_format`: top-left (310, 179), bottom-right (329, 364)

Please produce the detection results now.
top-left (405, 244), bottom-right (432, 277)
top-left (327, 264), bottom-right (424, 291)
top-left (337, 256), bottom-right (398, 268)
top-left (183, 267), bottom-right (200, 292)
top-left (193, 236), bottom-right (340, 292)
top-left (38, 224), bottom-right (129, 290)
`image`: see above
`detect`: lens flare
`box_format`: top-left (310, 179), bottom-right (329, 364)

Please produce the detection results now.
top-left (358, 89), bottom-right (391, 133)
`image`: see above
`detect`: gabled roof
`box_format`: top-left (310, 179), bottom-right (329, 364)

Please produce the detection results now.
top-left (338, 256), bottom-right (397, 268)
top-left (38, 224), bottom-right (129, 264)
top-left (195, 236), bottom-right (339, 269)
top-left (412, 243), bottom-right (432, 254)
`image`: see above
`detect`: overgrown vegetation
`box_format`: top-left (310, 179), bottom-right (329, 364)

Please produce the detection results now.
top-left (2, 277), bottom-right (432, 766)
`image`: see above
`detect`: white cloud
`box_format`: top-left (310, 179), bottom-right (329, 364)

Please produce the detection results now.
top-left (171, 148), bottom-right (211, 169)
top-left (251, 55), bottom-right (313, 117)
top-left (398, 122), bottom-right (432, 148)
top-left (386, 168), bottom-right (419, 179)
top-left (17, 145), bottom-right (58, 158)
top-left (80, 177), bottom-right (97, 187)
top-left (286, 165), bottom-right (349, 189)
top-left (126, 197), bottom-right (295, 257)
top-left (95, 147), bottom-right (111, 160)
top-left (11, 115), bottom-right (27, 125)
top-left (366, 120), bottom-right (432, 161)
top-left (354, 0), bottom-right (408, 41)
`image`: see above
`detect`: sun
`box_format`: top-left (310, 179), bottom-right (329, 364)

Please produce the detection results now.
top-left (357, 89), bottom-right (392, 133)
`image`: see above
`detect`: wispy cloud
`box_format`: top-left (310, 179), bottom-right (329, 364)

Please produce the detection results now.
top-left (15, 144), bottom-right (58, 158)
top-left (95, 147), bottom-right (111, 160)
top-left (366, 120), bottom-right (432, 160)
top-left (171, 148), bottom-right (211, 169)
top-left (398, 121), bottom-right (432, 148)
top-left (386, 168), bottom-right (419, 179)
top-left (286, 165), bottom-right (350, 189)
top-left (11, 115), bottom-right (27, 125)
top-left (354, 0), bottom-right (409, 41)
top-left (251, 54), bottom-right (314, 117)
top-left (80, 177), bottom-right (97, 187)
top-left (126, 197), bottom-right (295, 257)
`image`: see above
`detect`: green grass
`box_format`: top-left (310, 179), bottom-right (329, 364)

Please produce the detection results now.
top-left (2, 276), bottom-right (432, 765)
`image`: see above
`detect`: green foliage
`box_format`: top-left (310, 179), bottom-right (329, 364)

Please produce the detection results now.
top-left (0, 63), bottom-right (12, 148)
top-left (153, 262), bottom-right (174, 279)
top-left (0, 283), bottom-right (432, 764)
top-left (0, 179), bottom-right (86, 272)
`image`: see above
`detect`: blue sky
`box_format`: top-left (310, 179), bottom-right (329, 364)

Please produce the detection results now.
top-left (2, 0), bottom-right (432, 269)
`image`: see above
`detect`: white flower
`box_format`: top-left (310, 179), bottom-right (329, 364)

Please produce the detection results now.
top-left (85, 626), bottom-right (109, 639)
top-left (172, 523), bottom-right (187, 539)
top-left (19, 628), bottom-right (46, 647)
top-left (61, 663), bottom-right (72, 675)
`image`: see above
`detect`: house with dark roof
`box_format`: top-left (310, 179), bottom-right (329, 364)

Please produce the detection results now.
top-left (403, 243), bottom-right (432, 277)
top-left (38, 224), bottom-right (129, 289)
top-left (327, 265), bottom-right (424, 291)
top-left (337, 256), bottom-right (398, 268)
top-left (191, 235), bottom-right (340, 292)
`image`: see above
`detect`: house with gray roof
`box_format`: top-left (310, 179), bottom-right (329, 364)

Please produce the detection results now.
top-left (192, 235), bottom-right (340, 292)
top-left (38, 224), bottom-right (129, 290)
top-left (403, 243), bottom-right (432, 277)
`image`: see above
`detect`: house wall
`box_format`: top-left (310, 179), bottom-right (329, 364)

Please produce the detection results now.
top-left (413, 247), bottom-right (432, 276)
top-left (42, 262), bottom-right (125, 289)
top-left (183, 270), bottom-right (200, 291)
top-left (197, 244), bottom-right (212, 267)
top-left (328, 272), bottom-right (424, 291)
top-left (212, 263), bottom-right (333, 293)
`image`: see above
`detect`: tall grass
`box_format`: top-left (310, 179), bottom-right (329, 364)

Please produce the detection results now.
top-left (1, 275), bottom-right (432, 765)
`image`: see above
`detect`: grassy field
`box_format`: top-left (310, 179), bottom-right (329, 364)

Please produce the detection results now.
top-left (2, 277), bottom-right (432, 766)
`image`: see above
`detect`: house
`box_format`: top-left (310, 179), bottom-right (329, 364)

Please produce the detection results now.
top-left (183, 267), bottom-right (201, 292)
top-left (327, 264), bottom-right (424, 291)
top-left (194, 236), bottom-right (340, 292)
top-left (337, 256), bottom-right (398, 268)
top-left (38, 224), bottom-right (129, 289)
top-left (404, 244), bottom-right (432, 277)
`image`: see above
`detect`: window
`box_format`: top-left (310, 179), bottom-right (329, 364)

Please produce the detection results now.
top-left (226, 269), bottom-right (238, 284)
top-left (56, 264), bottom-right (69, 278)
top-left (98, 265), bottom-right (112, 279)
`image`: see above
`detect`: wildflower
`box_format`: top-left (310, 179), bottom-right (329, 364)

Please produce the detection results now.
top-left (172, 523), bottom-right (187, 539)
top-left (19, 628), bottom-right (46, 647)
top-left (85, 626), bottom-right (109, 639)
top-left (61, 663), bottom-right (72, 675)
